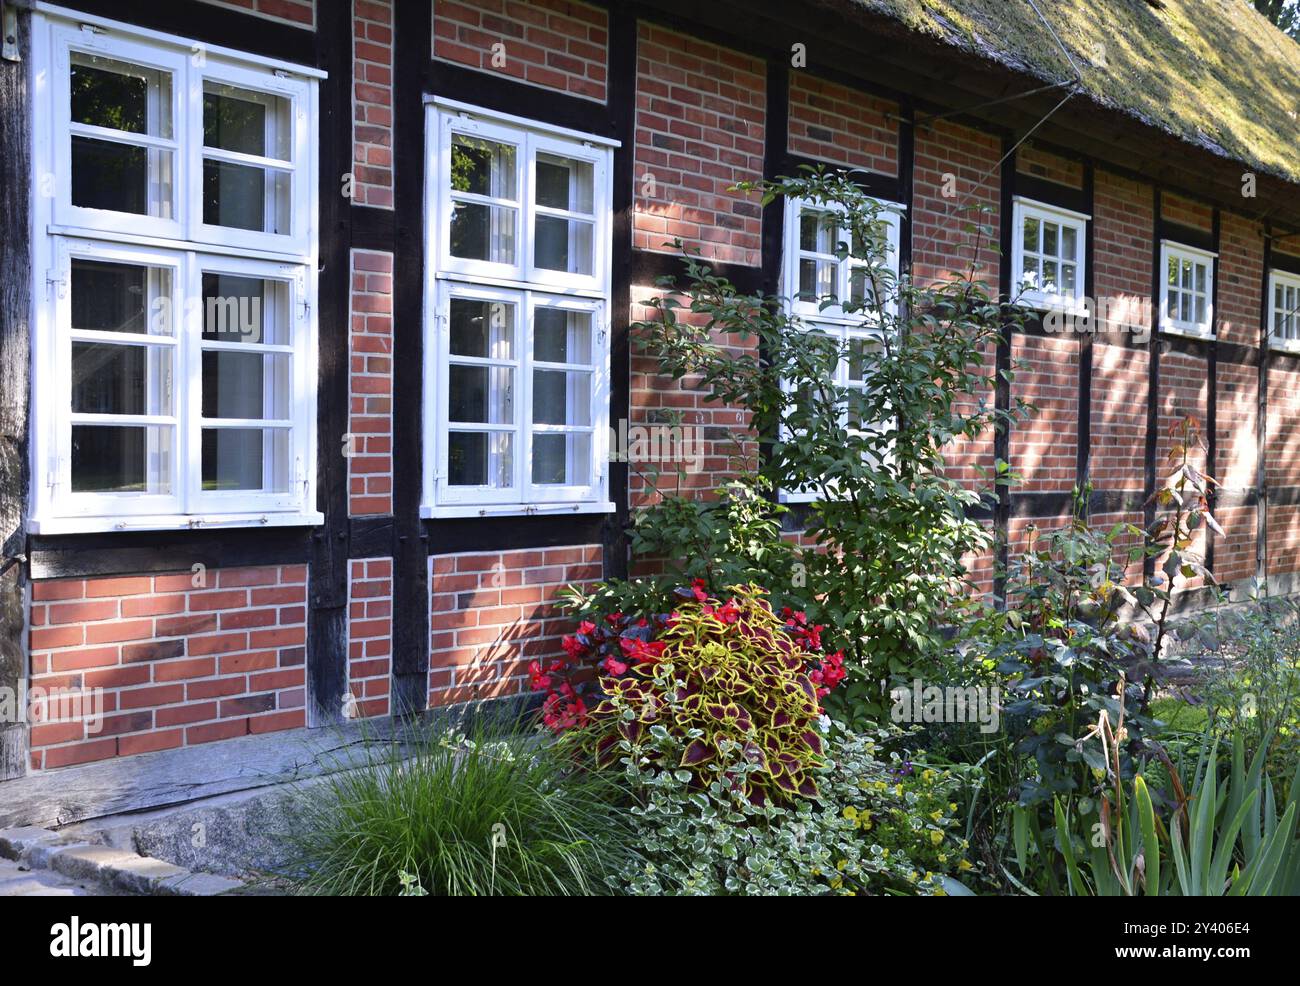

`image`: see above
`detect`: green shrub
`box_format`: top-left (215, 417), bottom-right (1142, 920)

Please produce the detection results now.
top-left (633, 169), bottom-right (1029, 726)
top-left (288, 719), bottom-right (639, 896)
top-left (611, 723), bottom-right (972, 896)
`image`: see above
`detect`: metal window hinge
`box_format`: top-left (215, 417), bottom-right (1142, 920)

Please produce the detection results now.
top-left (46, 268), bottom-right (67, 300)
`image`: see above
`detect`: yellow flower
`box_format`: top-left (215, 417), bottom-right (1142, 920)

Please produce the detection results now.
top-left (929, 810), bottom-right (943, 821)
top-left (843, 805), bottom-right (859, 820)
top-left (949, 803), bottom-right (958, 812)
top-left (929, 830), bottom-right (944, 846)
top-left (958, 859), bottom-right (974, 872)
top-left (837, 859), bottom-right (848, 872)
top-left (922, 769), bottom-right (936, 781)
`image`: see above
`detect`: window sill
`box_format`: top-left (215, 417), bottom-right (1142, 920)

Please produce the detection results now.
top-left (1269, 339), bottom-right (1300, 355)
top-left (421, 501), bottom-right (615, 520)
top-left (1159, 325), bottom-right (1215, 342)
top-left (1015, 295), bottom-right (1088, 319)
top-left (28, 511), bottom-right (325, 535)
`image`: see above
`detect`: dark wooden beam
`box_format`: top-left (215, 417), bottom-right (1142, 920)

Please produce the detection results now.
top-left (305, 0), bottom-right (353, 728)
top-left (0, 5), bottom-right (31, 781)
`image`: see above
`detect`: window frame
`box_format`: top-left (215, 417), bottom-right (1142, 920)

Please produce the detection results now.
top-left (778, 196), bottom-right (904, 504)
top-left (1268, 268), bottom-right (1300, 352)
top-left (1010, 196), bottom-right (1089, 316)
top-left (29, 7), bottom-right (322, 534)
top-left (422, 99), bottom-right (617, 519)
top-left (1158, 240), bottom-right (1217, 339)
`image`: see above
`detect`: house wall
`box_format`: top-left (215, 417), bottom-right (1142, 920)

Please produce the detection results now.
top-left (5, 0), bottom-right (1299, 791)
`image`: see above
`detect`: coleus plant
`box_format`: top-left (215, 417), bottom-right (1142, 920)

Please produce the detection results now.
top-left (531, 582), bottom-right (846, 804)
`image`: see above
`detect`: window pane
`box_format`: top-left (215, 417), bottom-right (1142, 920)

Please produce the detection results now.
top-left (1060, 262), bottom-right (1076, 295)
top-left (203, 159), bottom-right (290, 233)
top-left (72, 260), bottom-right (171, 335)
top-left (1042, 260), bottom-right (1058, 292)
top-left (799, 259), bottom-right (836, 300)
top-left (1195, 263), bottom-right (1207, 294)
top-left (534, 215), bottom-right (594, 275)
top-left (1062, 225), bottom-right (1077, 260)
top-left (1166, 290), bottom-right (1179, 320)
top-left (449, 298), bottom-right (514, 358)
top-left (450, 201), bottom-right (517, 264)
top-left (71, 424), bottom-right (171, 493)
top-left (70, 54), bottom-right (172, 138)
top-left (533, 369), bottom-right (591, 426)
top-left (71, 137), bottom-right (175, 217)
top-left (69, 55), bottom-right (173, 217)
top-left (204, 85), bottom-right (290, 159)
top-left (201, 427), bottom-right (289, 491)
top-left (533, 432), bottom-right (591, 486)
top-left (202, 351), bottom-right (289, 419)
top-left (448, 431), bottom-right (512, 487)
top-left (72, 343), bottom-right (171, 415)
top-left (534, 308), bottom-right (591, 364)
top-left (536, 154), bottom-right (593, 213)
top-left (1168, 256), bottom-right (1179, 287)
top-left (202, 274), bottom-right (289, 345)
top-left (1023, 216), bottom-right (1039, 253)
top-left (449, 365), bottom-right (513, 424)
top-left (1181, 260), bottom-right (1193, 290)
top-left (846, 337), bottom-right (878, 384)
top-left (1042, 222), bottom-right (1058, 257)
top-left (451, 135), bottom-right (517, 199)
top-left (1194, 295), bottom-right (1206, 326)
top-left (800, 211), bottom-right (834, 253)
top-left (1179, 293), bottom-right (1191, 322)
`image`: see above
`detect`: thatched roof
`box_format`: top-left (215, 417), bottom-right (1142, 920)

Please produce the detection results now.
top-left (854, 0), bottom-right (1300, 184)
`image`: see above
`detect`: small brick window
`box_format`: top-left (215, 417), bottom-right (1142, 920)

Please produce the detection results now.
top-left (1269, 269), bottom-right (1300, 349)
top-left (1011, 197), bottom-right (1089, 314)
top-left (1159, 241), bottom-right (1216, 338)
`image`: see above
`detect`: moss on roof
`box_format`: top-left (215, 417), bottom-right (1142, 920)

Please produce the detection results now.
top-left (853, 0), bottom-right (1300, 184)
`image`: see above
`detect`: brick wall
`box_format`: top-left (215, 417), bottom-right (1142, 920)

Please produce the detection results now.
top-left (199, 0), bottom-right (315, 28)
top-left (349, 249), bottom-right (394, 516)
top-left (787, 73), bottom-right (897, 175)
top-left (633, 23), bottom-right (765, 266)
top-left (1016, 142), bottom-right (1083, 189)
top-left (913, 119), bottom-right (1000, 500)
top-left (1091, 170), bottom-right (1152, 494)
top-left (1267, 360), bottom-right (1300, 577)
top-left (433, 0), bottom-right (609, 101)
top-left (1215, 212), bottom-right (1263, 585)
top-left (353, 0), bottom-right (394, 208)
top-left (1010, 334), bottom-right (1078, 492)
top-left (1163, 192), bottom-right (1213, 233)
top-left (347, 558), bottom-right (393, 718)
top-left (429, 546), bottom-right (602, 706)
top-left (28, 567), bottom-right (308, 770)
top-left (627, 286), bottom-right (754, 506)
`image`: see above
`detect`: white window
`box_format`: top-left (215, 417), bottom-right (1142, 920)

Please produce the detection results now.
top-left (423, 99), bottom-right (617, 517)
top-left (1159, 241), bottom-right (1216, 338)
top-left (29, 9), bottom-right (322, 533)
top-left (1269, 269), bottom-right (1300, 350)
top-left (779, 197), bottom-right (902, 503)
top-left (1011, 197), bottom-right (1088, 314)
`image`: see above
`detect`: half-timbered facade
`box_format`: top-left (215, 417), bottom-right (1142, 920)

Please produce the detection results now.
top-left (4, 0), bottom-right (1300, 822)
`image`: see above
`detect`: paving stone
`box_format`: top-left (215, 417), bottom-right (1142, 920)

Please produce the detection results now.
top-left (157, 871), bottom-right (244, 896)
top-left (0, 826), bottom-right (61, 861)
top-left (50, 844), bottom-right (145, 882)
top-left (108, 856), bottom-right (191, 895)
